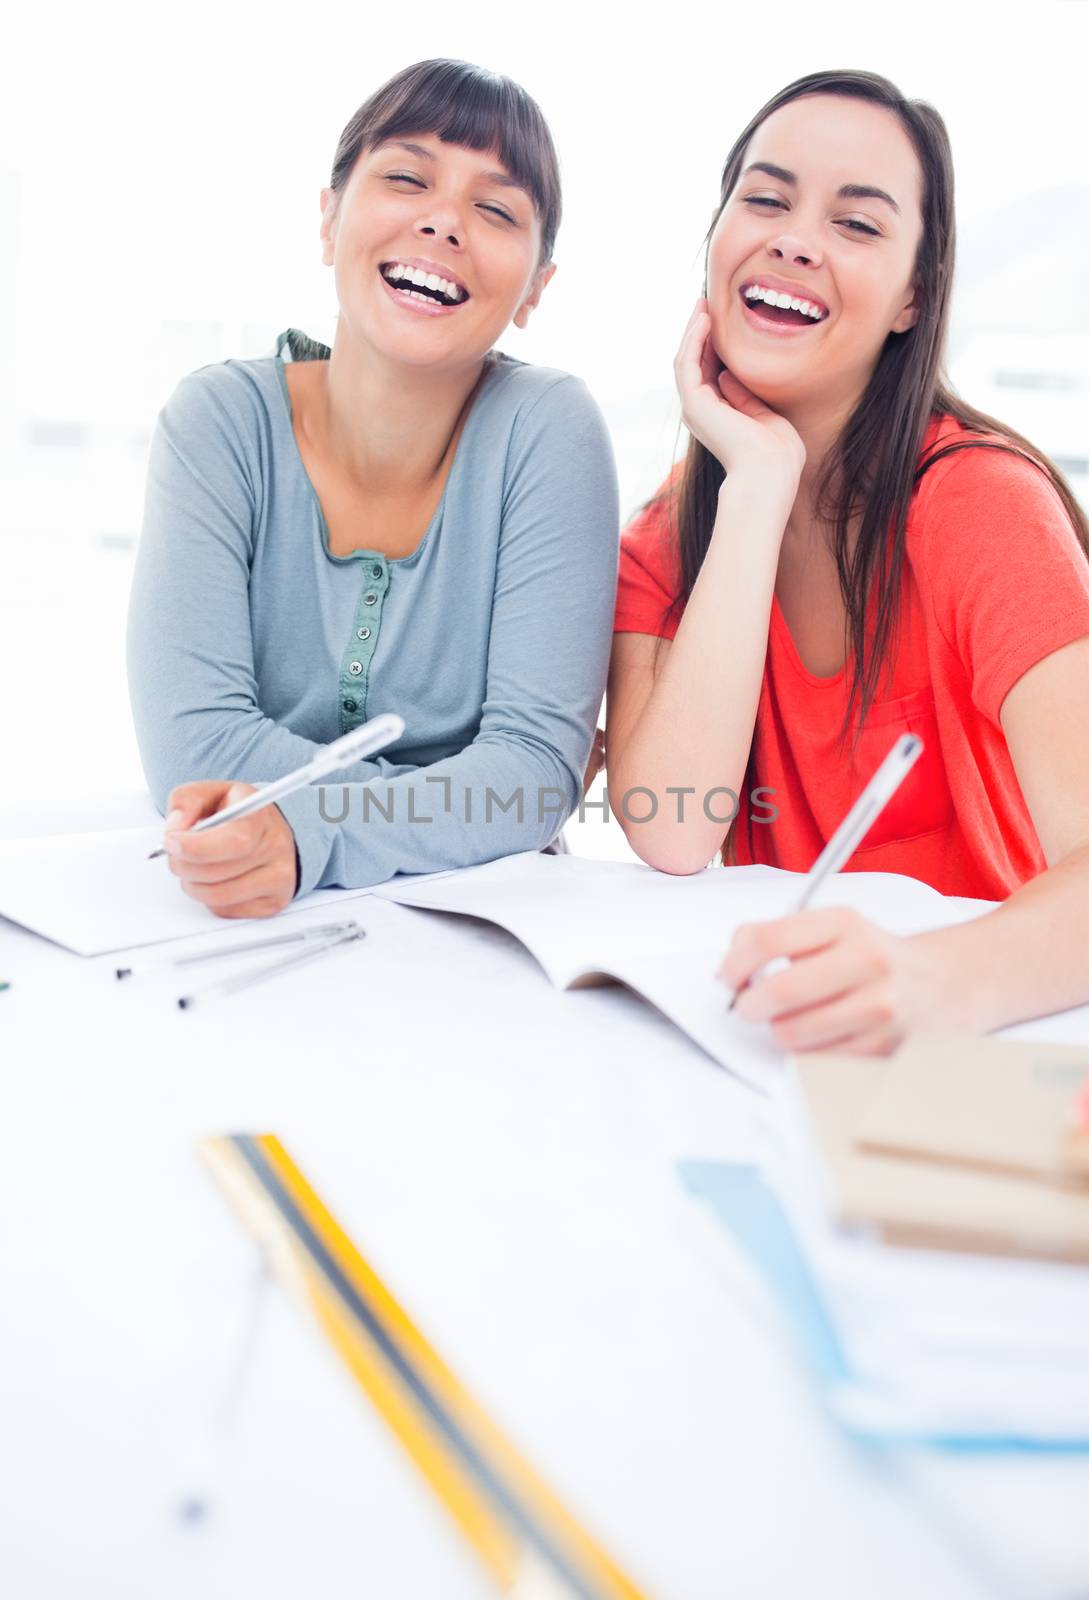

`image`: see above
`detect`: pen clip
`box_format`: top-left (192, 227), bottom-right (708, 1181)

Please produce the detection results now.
top-left (309, 714), bottom-right (405, 778)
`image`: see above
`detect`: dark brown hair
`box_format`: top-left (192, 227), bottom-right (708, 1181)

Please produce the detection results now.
top-left (657, 69), bottom-right (1089, 864)
top-left (329, 58), bottom-right (562, 267)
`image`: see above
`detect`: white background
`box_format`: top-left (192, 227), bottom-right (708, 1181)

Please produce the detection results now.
top-left (3, 0), bottom-right (1088, 847)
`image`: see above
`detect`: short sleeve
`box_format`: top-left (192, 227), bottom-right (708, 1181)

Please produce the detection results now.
top-left (614, 481), bottom-right (683, 640)
top-left (916, 443), bottom-right (1089, 725)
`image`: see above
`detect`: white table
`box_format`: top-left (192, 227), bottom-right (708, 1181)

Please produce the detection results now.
top-left (2, 799), bottom-right (1087, 1600)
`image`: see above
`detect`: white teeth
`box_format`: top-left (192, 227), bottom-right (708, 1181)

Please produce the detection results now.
top-left (382, 263), bottom-right (466, 304)
top-left (743, 283), bottom-right (824, 320)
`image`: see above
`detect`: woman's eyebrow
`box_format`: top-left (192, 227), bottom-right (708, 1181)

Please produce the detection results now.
top-left (741, 160), bottom-right (901, 216)
top-left (380, 139), bottom-right (436, 161)
top-left (378, 140), bottom-right (529, 199)
top-left (479, 170), bottom-right (530, 197)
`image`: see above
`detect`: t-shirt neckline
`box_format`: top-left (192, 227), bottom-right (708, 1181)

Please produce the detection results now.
top-left (769, 591), bottom-right (851, 689)
top-left (271, 346), bottom-right (501, 568)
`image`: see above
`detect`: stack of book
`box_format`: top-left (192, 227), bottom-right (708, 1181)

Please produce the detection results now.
top-left (796, 1031), bottom-right (1089, 1263)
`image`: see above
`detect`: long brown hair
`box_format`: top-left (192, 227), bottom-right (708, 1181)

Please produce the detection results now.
top-left (659, 69), bottom-right (1089, 864)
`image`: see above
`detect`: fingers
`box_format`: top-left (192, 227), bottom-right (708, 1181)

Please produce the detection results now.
top-left (732, 942), bottom-right (863, 1024)
top-left (674, 300), bottom-right (711, 398)
top-left (164, 782), bottom-right (261, 862)
top-left (769, 991), bottom-right (900, 1055)
top-left (165, 780), bottom-right (236, 831)
top-left (166, 803), bottom-right (285, 875)
top-left (716, 364), bottom-right (773, 420)
top-left (827, 1029), bottom-right (900, 1058)
top-left (699, 322), bottom-right (724, 390)
top-left (721, 907), bottom-right (862, 992)
top-left (163, 791), bottom-right (298, 917)
top-left (721, 908), bottom-right (904, 1052)
top-left (165, 815), bottom-right (266, 869)
top-left (178, 856), bottom-right (294, 916)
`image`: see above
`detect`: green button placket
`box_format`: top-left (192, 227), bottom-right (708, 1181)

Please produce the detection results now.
top-left (338, 558), bottom-right (389, 733)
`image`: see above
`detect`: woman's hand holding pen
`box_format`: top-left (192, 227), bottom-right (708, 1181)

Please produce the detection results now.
top-left (717, 905), bottom-right (958, 1056)
top-left (162, 781), bottom-right (299, 919)
top-left (674, 298), bottom-right (806, 489)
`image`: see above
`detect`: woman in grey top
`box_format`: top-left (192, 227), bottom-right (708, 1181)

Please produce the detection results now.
top-left (127, 59), bottom-right (619, 916)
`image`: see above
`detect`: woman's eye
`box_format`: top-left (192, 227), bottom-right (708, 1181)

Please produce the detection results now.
top-left (383, 175), bottom-right (513, 224)
top-left (742, 196), bottom-right (879, 236)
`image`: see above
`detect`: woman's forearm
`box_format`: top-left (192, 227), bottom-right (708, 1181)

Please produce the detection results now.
top-left (609, 472), bottom-right (794, 873)
top-left (913, 838), bottom-right (1089, 1032)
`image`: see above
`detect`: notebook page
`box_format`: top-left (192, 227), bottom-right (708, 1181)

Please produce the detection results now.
top-left (378, 853), bottom-right (995, 1090)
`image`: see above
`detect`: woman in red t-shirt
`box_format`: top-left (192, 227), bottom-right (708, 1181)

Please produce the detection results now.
top-left (605, 68), bottom-right (1089, 1055)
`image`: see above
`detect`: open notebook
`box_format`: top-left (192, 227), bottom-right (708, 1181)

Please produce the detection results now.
top-left (375, 853), bottom-right (998, 1090)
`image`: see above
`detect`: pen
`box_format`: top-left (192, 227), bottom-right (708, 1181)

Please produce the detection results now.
top-left (147, 713), bottom-right (405, 860)
top-left (177, 924), bottom-right (368, 1009)
top-left (114, 920), bottom-right (361, 979)
top-left (727, 732), bottom-right (924, 1012)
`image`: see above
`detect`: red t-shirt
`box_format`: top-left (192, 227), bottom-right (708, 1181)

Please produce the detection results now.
top-left (613, 415), bottom-right (1089, 900)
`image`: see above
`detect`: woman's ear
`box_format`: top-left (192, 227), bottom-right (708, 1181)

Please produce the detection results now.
top-left (512, 261), bottom-right (558, 330)
top-left (891, 281), bottom-right (921, 335)
top-left (319, 187), bottom-right (339, 267)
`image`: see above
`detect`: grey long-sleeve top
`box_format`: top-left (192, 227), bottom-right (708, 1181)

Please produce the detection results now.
top-left (126, 333), bottom-right (620, 897)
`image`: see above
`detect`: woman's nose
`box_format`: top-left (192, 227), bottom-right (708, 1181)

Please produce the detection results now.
top-left (767, 233), bottom-right (820, 269)
top-left (416, 204), bottom-right (463, 250)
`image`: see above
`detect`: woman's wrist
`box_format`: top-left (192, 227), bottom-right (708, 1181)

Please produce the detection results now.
top-left (718, 465), bottom-right (800, 513)
top-left (713, 469), bottom-right (797, 554)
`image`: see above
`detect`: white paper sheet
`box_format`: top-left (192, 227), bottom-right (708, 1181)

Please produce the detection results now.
top-left (0, 825), bottom-right (382, 955)
top-left (377, 853), bottom-right (999, 1090)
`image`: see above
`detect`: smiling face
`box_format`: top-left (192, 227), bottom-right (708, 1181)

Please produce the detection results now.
top-left (707, 93), bottom-right (925, 414)
top-left (319, 135), bottom-right (555, 371)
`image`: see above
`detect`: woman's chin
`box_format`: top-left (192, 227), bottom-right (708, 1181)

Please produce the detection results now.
top-left (719, 348), bottom-right (791, 406)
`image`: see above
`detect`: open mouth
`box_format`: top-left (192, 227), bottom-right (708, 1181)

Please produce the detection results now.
top-left (379, 262), bottom-right (470, 308)
top-left (739, 285), bottom-right (828, 329)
